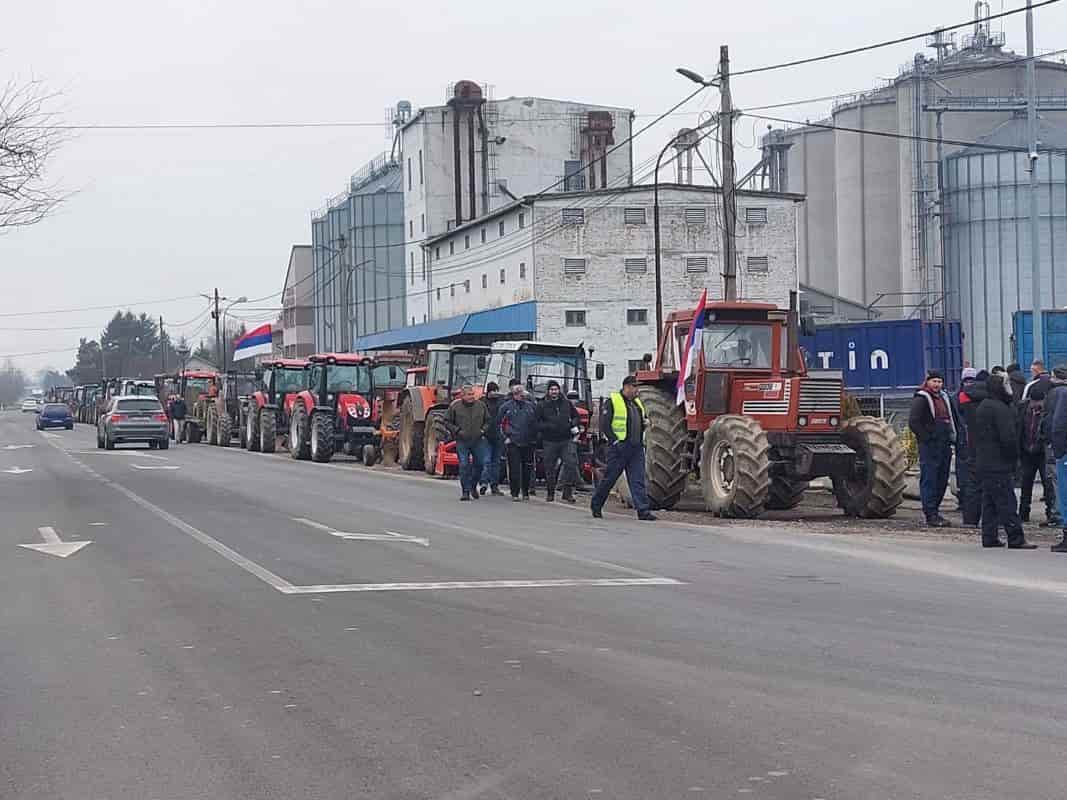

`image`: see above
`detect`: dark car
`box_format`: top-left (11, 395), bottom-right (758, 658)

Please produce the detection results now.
top-left (36, 403), bottom-right (74, 430)
top-left (97, 396), bottom-right (170, 450)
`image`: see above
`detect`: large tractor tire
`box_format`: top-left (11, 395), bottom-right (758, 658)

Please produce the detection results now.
top-left (289, 404), bottom-right (311, 460)
top-left (766, 477), bottom-right (807, 510)
top-left (259, 409), bottom-right (276, 453)
top-left (310, 411), bottom-right (335, 463)
top-left (423, 408), bottom-right (448, 475)
top-left (637, 385), bottom-right (689, 510)
top-left (206, 407), bottom-right (219, 446)
top-left (217, 411), bottom-right (232, 447)
top-left (398, 398), bottom-right (425, 471)
top-left (700, 415), bottom-right (771, 518)
top-left (832, 416), bottom-right (907, 519)
top-left (246, 406), bottom-right (261, 451)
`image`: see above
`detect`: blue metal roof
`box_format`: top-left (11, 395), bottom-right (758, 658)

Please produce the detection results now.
top-left (355, 301), bottom-right (536, 350)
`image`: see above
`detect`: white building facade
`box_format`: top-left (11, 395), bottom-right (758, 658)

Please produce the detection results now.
top-left (281, 245), bottom-right (315, 359)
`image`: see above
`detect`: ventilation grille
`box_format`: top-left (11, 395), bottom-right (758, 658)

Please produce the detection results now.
top-left (563, 257), bottom-right (587, 274)
top-left (625, 257), bottom-right (648, 273)
top-left (686, 256), bottom-right (709, 273)
top-left (624, 207), bottom-right (647, 225)
top-left (561, 208), bottom-right (585, 225)
top-left (746, 256), bottom-right (769, 273)
top-left (745, 207), bottom-right (768, 224)
top-left (798, 378), bottom-right (842, 413)
top-left (742, 383), bottom-right (791, 415)
top-left (684, 207), bottom-right (708, 225)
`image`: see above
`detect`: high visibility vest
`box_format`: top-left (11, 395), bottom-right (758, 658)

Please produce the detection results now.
top-left (609, 392), bottom-right (645, 440)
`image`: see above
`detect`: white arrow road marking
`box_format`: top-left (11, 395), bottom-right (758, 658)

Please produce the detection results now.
top-left (2, 466), bottom-right (32, 475)
top-left (19, 526), bottom-right (92, 558)
top-left (40, 432), bottom-right (60, 439)
top-left (3, 444), bottom-right (35, 450)
top-left (292, 517), bottom-right (429, 547)
top-left (130, 464), bottom-right (181, 470)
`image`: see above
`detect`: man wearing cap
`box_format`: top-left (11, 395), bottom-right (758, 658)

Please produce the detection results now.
top-left (909, 369), bottom-right (961, 527)
top-left (591, 376), bottom-right (656, 521)
top-left (535, 379), bottom-right (580, 503)
top-left (954, 367), bottom-right (983, 526)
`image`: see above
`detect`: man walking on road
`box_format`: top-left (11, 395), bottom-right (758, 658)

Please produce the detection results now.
top-left (497, 382), bottom-right (537, 501)
top-left (909, 370), bottom-right (960, 527)
top-left (536, 379), bottom-right (580, 503)
top-left (446, 384), bottom-right (490, 502)
top-left (478, 382), bottom-right (505, 496)
top-left (169, 394), bottom-right (187, 445)
top-left (975, 374), bottom-right (1035, 549)
top-left (591, 376), bottom-right (656, 521)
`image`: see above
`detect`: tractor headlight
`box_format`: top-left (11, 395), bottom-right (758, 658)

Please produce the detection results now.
top-left (798, 415), bottom-right (808, 427)
top-left (346, 404), bottom-right (363, 418)
top-left (829, 416), bottom-right (840, 427)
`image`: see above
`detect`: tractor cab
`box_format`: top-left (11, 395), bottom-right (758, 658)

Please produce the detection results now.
top-left (120, 379), bottom-right (157, 397)
top-left (426, 344), bottom-right (490, 400)
top-left (486, 341), bottom-right (603, 405)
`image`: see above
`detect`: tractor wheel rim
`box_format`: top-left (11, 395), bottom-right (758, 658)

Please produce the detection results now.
top-left (711, 440), bottom-right (735, 495)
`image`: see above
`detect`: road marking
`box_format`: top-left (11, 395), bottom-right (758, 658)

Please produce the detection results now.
top-left (19, 526), bottom-right (92, 558)
top-left (130, 464), bottom-right (181, 471)
top-left (283, 578), bottom-right (682, 594)
top-left (3, 444), bottom-right (35, 450)
top-left (292, 517), bottom-right (429, 547)
top-left (2, 466), bottom-right (32, 475)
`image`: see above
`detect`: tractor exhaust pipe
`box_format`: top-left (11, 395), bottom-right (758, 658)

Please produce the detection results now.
top-left (787, 289), bottom-right (800, 375)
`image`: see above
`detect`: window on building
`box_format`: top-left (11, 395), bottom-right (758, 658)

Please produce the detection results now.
top-left (482, 273), bottom-right (487, 289)
top-left (563, 160), bottom-right (585, 191)
top-left (745, 207), bottom-right (768, 224)
top-left (420, 213), bottom-right (425, 232)
top-left (746, 255), bottom-right (770, 273)
top-left (411, 316), bottom-right (416, 326)
top-left (519, 262), bottom-right (526, 279)
top-left (435, 246), bottom-right (441, 260)
top-left (409, 220), bottom-right (414, 238)
top-left (410, 262), bottom-right (414, 286)
top-left (518, 211), bottom-right (525, 229)
top-left (624, 257), bottom-right (648, 274)
top-left (418, 150), bottom-right (423, 185)
top-left (450, 284), bottom-right (455, 297)
top-left (436, 287), bottom-right (441, 300)
top-left (627, 308), bottom-right (648, 325)
top-left (499, 268), bottom-right (506, 284)
top-left (684, 207), bottom-right (708, 225)
top-left (465, 234), bottom-right (470, 250)
top-left (624, 207), bottom-right (647, 225)
top-left (627, 359), bottom-right (646, 375)
top-left (561, 208), bottom-right (585, 225)
top-left (499, 220), bottom-right (506, 237)
top-left (563, 257), bottom-right (587, 275)
top-left (423, 313), bottom-right (427, 322)
top-left (565, 310), bottom-right (587, 327)
top-left (407, 157), bottom-right (412, 191)
top-left (686, 256), bottom-right (709, 273)
top-left (449, 241), bottom-right (455, 255)
top-left (481, 227), bottom-right (486, 244)
top-left (421, 251), bottom-right (427, 281)
top-left (464, 279), bottom-right (470, 293)
top-left (410, 251), bottom-right (414, 269)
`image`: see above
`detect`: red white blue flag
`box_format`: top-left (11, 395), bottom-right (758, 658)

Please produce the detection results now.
top-left (676, 289), bottom-right (707, 405)
top-left (233, 324), bottom-right (273, 361)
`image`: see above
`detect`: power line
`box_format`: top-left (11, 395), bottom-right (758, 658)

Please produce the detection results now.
top-left (0, 294), bottom-right (203, 319)
top-left (732, 0), bottom-right (1063, 77)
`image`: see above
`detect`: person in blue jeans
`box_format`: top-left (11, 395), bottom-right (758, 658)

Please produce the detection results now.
top-left (590, 376), bottom-right (656, 521)
top-left (479, 382), bottom-right (505, 496)
top-left (446, 384), bottom-right (491, 502)
top-left (1046, 380), bottom-right (1067, 552)
top-left (908, 370), bottom-right (961, 527)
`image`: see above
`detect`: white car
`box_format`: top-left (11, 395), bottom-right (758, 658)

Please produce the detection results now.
top-left (21, 399), bottom-right (39, 413)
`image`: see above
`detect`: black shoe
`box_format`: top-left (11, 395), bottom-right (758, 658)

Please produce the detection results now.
top-left (490, 486), bottom-right (503, 496)
top-left (546, 491), bottom-right (555, 502)
top-left (982, 540), bottom-right (1005, 548)
top-left (638, 512), bottom-right (658, 521)
top-left (471, 486), bottom-right (480, 500)
top-left (528, 487), bottom-right (537, 497)
top-left (461, 493), bottom-right (471, 501)
top-left (591, 508), bottom-right (603, 519)
top-left (1052, 535), bottom-right (1067, 553)
top-left (562, 491), bottom-right (575, 504)
top-left (926, 517), bottom-right (948, 528)
top-left (1020, 511), bottom-right (1031, 523)
top-left (1008, 542), bottom-right (1038, 550)
top-left (521, 494), bottom-right (530, 502)
top-left (478, 483), bottom-right (488, 496)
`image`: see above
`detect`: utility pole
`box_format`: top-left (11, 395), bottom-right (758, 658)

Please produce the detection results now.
top-left (1026, 0), bottom-right (1042, 364)
top-left (212, 288), bottom-right (222, 370)
top-left (159, 316), bottom-right (166, 373)
top-left (719, 45), bottom-right (738, 302)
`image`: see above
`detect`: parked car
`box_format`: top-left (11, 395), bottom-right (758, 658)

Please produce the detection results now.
top-left (97, 395), bottom-right (170, 450)
top-left (36, 403), bottom-right (74, 430)
top-left (21, 398), bottom-right (39, 413)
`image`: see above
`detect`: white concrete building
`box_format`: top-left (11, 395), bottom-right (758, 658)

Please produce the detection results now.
top-left (358, 184), bottom-right (802, 390)
top-left (281, 245), bottom-right (315, 358)
top-left (398, 85), bottom-right (634, 326)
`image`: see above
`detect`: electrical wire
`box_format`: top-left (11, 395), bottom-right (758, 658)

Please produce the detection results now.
top-left (0, 294), bottom-right (203, 319)
top-left (731, 0), bottom-right (1063, 77)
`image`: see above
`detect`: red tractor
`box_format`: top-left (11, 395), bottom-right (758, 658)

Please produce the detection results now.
top-left (633, 294), bottom-right (906, 518)
top-left (286, 352), bottom-right (378, 464)
top-left (242, 359), bottom-right (308, 453)
top-left (396, 344), bottom-right (490, 474)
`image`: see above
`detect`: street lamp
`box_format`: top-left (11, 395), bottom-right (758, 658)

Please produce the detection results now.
top-left (221, 296), bottom-right (248, 370)
top-left (175, 342), bottom-right (190, 376)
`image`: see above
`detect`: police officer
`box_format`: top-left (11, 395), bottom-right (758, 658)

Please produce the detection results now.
top-left (590, 376), bottom-right (656, 521)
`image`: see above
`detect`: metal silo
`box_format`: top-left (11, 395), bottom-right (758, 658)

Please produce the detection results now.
top-left (944, 117), bottom-right (1067, 366)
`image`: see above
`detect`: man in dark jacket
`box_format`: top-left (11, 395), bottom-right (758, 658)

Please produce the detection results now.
top-left (954, 368), bottom-right (984, 526)
top-left (908, 370), bottom-right (960, 527)
top-left (170, 394), bottom-right (187, 444)
top-left (496, 383), bottom-right (537, 500)
top-left (446, 384), bottom-right (491, 501)
top-left (535, 379), bottom-right (580, 503)
top-left (1017, 380), bottom-right (1059, 524)
top-left (1047, 377), bottom-right (1067, 552)
top-left (590, 376), bottom-right (655, 521)
top-left (975, 374), bottom-right (1034, 548)
top-left (1006, 362), bottom-right (1028, 403)
top-left (479, 382), bottom-right (505, 496)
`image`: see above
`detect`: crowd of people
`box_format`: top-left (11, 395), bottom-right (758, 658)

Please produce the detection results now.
top-left (445, 375), bottom-right (656, 521)
top-left (910, 360), bottom-right (1067, 552)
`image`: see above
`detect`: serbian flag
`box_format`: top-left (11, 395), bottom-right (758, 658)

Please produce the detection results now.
top-left (676, 289), bottom-right (707, 405)
top-left (233, 324), bottom-right (273, 361)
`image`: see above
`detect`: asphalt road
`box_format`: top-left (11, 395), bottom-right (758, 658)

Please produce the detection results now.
top-left (2, 410), bottom-right (1065, 800)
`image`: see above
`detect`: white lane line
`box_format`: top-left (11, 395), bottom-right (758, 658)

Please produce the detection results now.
top-left (2, 466), bottom-right (33, 475)
top-left (284, 578), bottom-right (682, 594)
top-left (39, 526), bottom-right (60, 544)
top-left (292, 517), bottom-right (429, 547)
top-left (130, 464), bottom-right (181, 471)
top-left (3, 444), bottom-right (35, 450)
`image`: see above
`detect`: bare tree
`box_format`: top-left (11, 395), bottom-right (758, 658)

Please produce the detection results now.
top-left (1, 79), bottom-right (66, 230)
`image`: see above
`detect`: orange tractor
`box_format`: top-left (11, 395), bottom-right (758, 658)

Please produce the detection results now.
top-left (368, 351), bottom-right (416, 465)
top-left (633, 293), bottom-right (906, 518)
top-left (396, 344), bottom-right (490, 474)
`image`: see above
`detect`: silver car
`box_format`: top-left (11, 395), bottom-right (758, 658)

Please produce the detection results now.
top-left (97, 395), bottom-right (170, 450)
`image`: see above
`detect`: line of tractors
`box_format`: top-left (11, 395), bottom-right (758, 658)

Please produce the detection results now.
top-left (53, 295), bottom-right (910, 521)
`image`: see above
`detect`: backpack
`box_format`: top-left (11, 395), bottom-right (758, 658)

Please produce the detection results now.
top-left (1021, 398), bottom-right (1045, 455)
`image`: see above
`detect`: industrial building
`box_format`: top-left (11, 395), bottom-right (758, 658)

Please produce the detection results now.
top-left (762, 3), bottom-right (1067, 365)
top-left (355, 184), bottom-right (802, 389)
top-left (279, 245), bottom-right (314, 359)
top-left (310, 154), bottom-right (405, 352)
top-left (397, 84), bottom-right (635, 325)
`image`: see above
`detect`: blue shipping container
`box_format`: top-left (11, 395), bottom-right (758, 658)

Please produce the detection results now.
top-left (1012, 311), bottom-right (1067, 370)
top-left (799, 319), bottom-right (963, 396)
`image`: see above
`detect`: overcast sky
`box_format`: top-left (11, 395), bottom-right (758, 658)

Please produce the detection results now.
top-left (2, 0), bottom-right (1062, 379)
